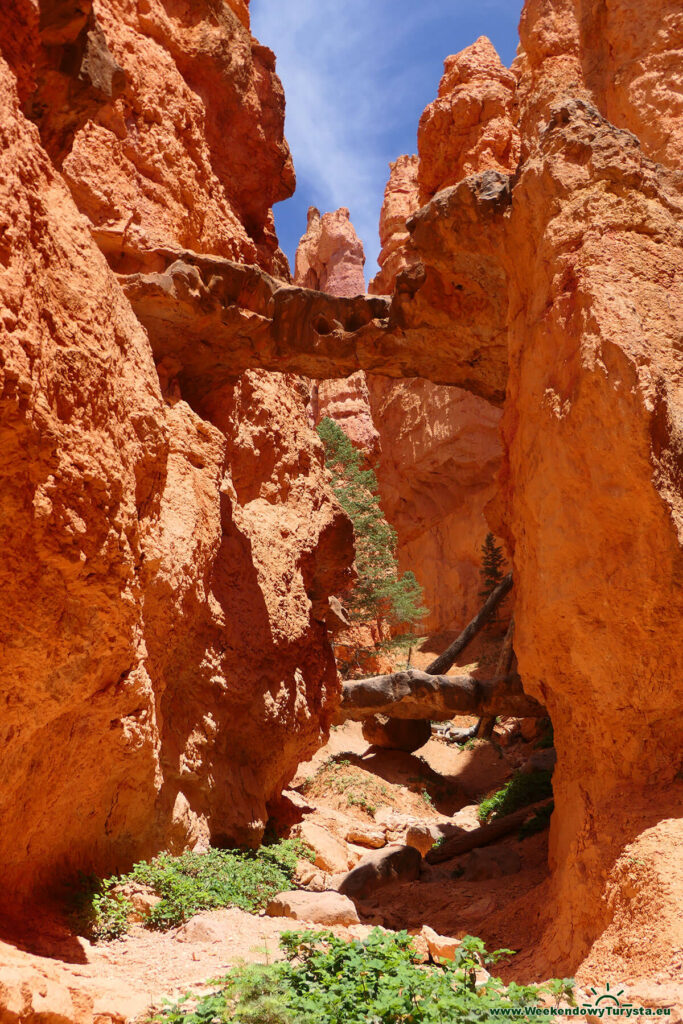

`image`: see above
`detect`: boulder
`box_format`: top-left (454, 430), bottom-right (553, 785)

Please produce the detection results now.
top-left (451, 804), bottom-right (481, 832)
top-left (421, 925), bottom-right (461, 962)
top-left (113, 882), bottom-right (160, 924)
top-left (407, 928), bottom-right (431, 963)
top-left (265, 891), bottom-right (359, 927)
top-left (175, 910), bottom-right (235, 944)
top-left (294, 821), bottom-right (351, 874)
top-left (405, 824), bottom-right (439, 857)
top-left (345, 823), bottom-right (387, 849)
top-left (338, 845), bottom-right (422, 900)
top-left (293, 860), bottom-right (329, 892)
top-left (362, 715), bottom-right (432, 753)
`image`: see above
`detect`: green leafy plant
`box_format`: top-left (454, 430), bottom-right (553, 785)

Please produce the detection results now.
top-left (534, 720), bottom-right (555, 749)
top-left (74, 839), bottom-right (313, 940)
top-left (316, 418), bottom-right (428, 659)
top-left (478, 770), bottom-right (554, 824)
top-left (346, 792), bottom-right (378, 817)
top-left (150, 929), bottom-right (573, 1024)
top-left (71, 875), bottom-right (133, 940)
top-left (518, 801), bottom-right (555, 839)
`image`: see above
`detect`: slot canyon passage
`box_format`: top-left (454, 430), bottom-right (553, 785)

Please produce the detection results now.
top-left (0, 0), bottom-right (682, 1019)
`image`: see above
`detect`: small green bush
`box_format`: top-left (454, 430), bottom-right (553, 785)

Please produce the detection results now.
top-left (477, 770), bottom-right (553, 824)
top-left (316, 417), bottom-right (428, 658)
top-left (518, 801), bottom-right (555, 840)
top-left (151, 929), bottom-right (574, 1024)
top-left (75, 839), bottom-right (312, 940)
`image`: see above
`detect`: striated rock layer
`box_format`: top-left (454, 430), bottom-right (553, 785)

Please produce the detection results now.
top-left (0, 0), bottom-right (354, 910)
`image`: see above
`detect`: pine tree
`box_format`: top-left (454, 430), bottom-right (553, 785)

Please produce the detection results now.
top-left (479, 532), bottom-right (507, 601)
top-left (316, 418), bottom-right (428, 649)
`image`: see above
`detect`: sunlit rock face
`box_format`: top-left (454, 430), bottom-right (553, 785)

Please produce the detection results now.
top-left (0, 0), bottom-right (682, 1003)
top-left (0, 0), bottom-right (355, 907)
top-left (499, 1), bottom-right (683, 972)
top-left (368, 49), bottom-right (507, 635)
top-left (295, 206), bottom-right (380, 458)
top-left (377, 14), bottom-right (683, 975)
top-left (417, 35), bottom-right (521, 201)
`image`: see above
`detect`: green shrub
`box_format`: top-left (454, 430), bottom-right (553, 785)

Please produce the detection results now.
top-left (534, 721), bottom-right (554, 749)
top-left (151, 929), bottom-right (574, 1023)
top-left (316, 418), bottom-right (428, 657)
top-left (477, 770), bottom-right (553, 824)
top-left (518, 801), bottom-right (555, 840)
top-left (71, 876), bottom-right (133, 940)
top-left (75, 839), bottom-right (312, 940)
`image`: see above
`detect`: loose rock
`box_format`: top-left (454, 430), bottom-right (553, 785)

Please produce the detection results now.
top-left (294, 821), bottom-right (351, 874)
top-left (345, 823), bottom-right (387, 849)
top-left (265, 891), bottom-right (360, 927)
top-left (338, 845), bottom-right (422, 900)
top-left (421, 925), bottom-right (461, 962)
top-left (362, 715), bottom-right (432, 753)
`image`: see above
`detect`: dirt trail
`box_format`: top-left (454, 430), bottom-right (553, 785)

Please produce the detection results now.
top-left (2, 716), bottom-right (680, 1021)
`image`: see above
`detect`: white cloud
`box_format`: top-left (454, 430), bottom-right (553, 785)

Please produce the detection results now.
top-left (250, 0), bottom-right (517, 281)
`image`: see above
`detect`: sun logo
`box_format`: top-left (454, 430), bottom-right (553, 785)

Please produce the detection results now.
top-left (587, 982), bottom-right (631, 1008)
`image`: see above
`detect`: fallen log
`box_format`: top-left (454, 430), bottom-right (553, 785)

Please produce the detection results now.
top-left (340, 669), bottom-right (545, 723)
top-left (426, 799), bottom-right (554, 864)
top-left (362, 576), bottom-right (517, 746)
top-left (426, 573), bottom-right (513, 676)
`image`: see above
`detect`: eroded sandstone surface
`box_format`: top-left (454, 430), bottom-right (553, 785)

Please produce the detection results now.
top-left (0, 0), bottom-right (682, 1015)
top-left (295, 206), bottom-right (380, 457)
top-left (368, 86), bottom-right (507, 633)
top-left (0, 0), bottom-right (354, 910)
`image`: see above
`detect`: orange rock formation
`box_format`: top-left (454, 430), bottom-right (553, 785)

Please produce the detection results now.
top-left (368, 46), bottom-right (509, 632)
top-left (417, 36), bottom-right (521, 200)
top-left (501, 5), bottom-right (683, 972)
top-left (367, 13), bottom-right (683, 974)
top-left (292, 191), bottom-right (502, 634)
top-left (0, 0), bottom-right (353, 909)
top-left (1, 0), bottom-right (682, 1012)
top-left (295, 207), bottom-right (379, 456)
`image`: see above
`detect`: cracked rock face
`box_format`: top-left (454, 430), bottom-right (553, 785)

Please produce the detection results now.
top-left (501, 90), bottom-right (683, 971)
top-left (367, 59), bottom-right (506, 635)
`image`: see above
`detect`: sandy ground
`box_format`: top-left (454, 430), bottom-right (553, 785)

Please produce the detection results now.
top-left (1, 714), bottom-right (681, 1021)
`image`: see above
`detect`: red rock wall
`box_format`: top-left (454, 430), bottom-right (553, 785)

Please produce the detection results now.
top-left (369, 19), bottom-right (683, 973)
top-left (500, 0), bottom-right (683, 971)
top-left (367, 43), bottom-right (513, 633)
top-left (0, 0), bottom-right (353, 901)
top-left (296, 193), bottom-right (502, 635)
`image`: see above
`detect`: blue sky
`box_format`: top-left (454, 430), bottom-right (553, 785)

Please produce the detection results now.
top-left (251, 1), bottom-right (521, 285)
